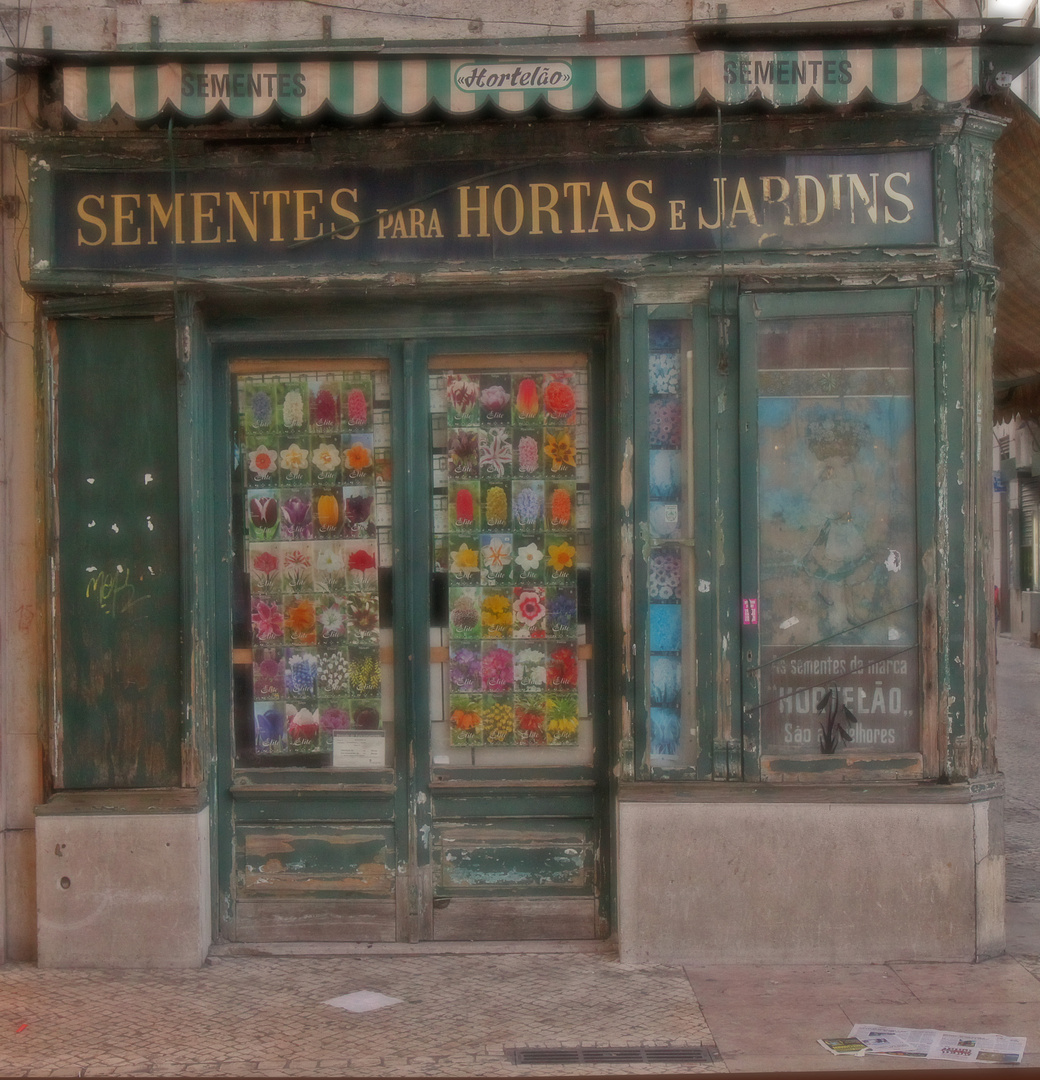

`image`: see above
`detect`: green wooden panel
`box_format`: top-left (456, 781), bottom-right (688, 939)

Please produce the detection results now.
top-left (56, 317), bottom-right (182, 789)
top-left (235, 823), bottom-right (395, 897)
top-left (231, 795), bottom-right (396, 824)
top-left (433, 820), bottom-right (594, 892)
top-left (739, 288), bottom-right (930, 778)
top-left (430, 789), bottom-right (596, 819)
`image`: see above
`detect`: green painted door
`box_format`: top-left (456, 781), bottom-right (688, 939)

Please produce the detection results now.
top-left (219, 328), bottom-right (610, 943)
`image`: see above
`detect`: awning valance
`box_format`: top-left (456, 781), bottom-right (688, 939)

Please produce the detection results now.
top-left (62, 47), bottom-right (979, 122)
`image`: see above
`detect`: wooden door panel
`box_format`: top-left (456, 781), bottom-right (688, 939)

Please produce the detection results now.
top-left (432, 820), bottom-right (595, 892)
top-left (233, 899), bottom-right (397, 942)
top-left (433, 897), bottom-right (598, 940)
top-left (235, 823), bottom-right (396, 897)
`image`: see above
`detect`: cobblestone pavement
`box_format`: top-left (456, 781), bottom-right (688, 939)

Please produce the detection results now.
top-left (996, 635), bottom-right (1040, 905)
top-left (0, 952), bottom-right (722, 1077)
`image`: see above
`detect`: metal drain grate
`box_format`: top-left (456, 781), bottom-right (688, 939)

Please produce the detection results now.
top-left (506, 1045), bottom-right (718, 1065)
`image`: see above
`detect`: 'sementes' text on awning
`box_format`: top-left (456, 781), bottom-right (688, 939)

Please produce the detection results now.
top-left (62, 47), bottom-right (979, 121)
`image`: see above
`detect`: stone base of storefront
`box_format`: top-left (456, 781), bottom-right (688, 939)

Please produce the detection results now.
top-left (35, 792), bottom-right (210, 969)
top-left (617, 784), bottom-right (1005, 965)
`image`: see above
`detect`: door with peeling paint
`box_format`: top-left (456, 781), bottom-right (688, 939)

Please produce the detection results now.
top-left (219, 327), bottom-right (610, 943)
top-left (423, 351), bottom-right (608, 941)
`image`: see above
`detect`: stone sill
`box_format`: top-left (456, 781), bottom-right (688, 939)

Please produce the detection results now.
top-left (35, 787), bottom-right (208, 816)
top-left (618, 776), bottom-right (1003, 804)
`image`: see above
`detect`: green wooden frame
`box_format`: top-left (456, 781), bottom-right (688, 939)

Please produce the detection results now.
top-left (198, 292), bottom-right (615, 940)
top-left (738, 286), bottom-right (937, 781)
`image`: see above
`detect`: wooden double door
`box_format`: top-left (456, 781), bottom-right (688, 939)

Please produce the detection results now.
top-left (217, 323), bottom-right (612, 943)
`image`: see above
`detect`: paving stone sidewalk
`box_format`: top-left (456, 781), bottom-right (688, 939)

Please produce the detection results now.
top-left (7, 948), bottom-right (1040, 1076)
top-left (0, 952), bottom-right (722, 1077)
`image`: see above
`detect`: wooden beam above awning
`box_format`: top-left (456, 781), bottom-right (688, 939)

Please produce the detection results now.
top-left (61, 47), bottom-right (979, 122)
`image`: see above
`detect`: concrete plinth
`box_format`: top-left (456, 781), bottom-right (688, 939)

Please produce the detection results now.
top-left (618, 788), bottom-right (1004, 965)
top-left (35, 801), bottom-right (211, 968)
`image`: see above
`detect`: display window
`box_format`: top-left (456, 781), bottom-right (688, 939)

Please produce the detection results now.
top-left (230, 360), bottom-right (395, 768)
top-left (428, 357), bottom-right (593, 766)
top-left (740, 290), bottom-right (934, 777)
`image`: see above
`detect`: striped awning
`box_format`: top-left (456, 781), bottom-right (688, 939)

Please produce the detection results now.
top-left (63, 47), bottom-right (979, 122)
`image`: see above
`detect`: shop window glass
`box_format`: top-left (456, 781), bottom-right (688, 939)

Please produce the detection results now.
top-left (645, 320), bottom-right (696, 771)
top-left (231, 362), bottom-right (394, 767)
top-left (755, 315), bottom-right (919, 756)
top-left (429, 360), bottom-right (593, 766)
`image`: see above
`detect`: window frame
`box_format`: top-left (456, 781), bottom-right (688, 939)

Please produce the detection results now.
top-left (738, 287), bottom-right (938, 782)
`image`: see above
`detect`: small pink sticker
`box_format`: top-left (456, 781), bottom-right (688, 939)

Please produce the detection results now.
top-left (742, 598), bottom-right (758, 625)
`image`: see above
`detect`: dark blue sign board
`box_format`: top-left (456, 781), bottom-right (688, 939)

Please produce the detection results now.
top-left (46, 149), bottom-right (934, 273)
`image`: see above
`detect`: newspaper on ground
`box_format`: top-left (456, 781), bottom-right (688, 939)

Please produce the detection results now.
top-left (847, 1024), bottom-right (1026, 1064)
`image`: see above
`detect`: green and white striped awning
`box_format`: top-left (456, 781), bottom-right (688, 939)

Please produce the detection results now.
top-left (63, 47), bottom-right (980, 122)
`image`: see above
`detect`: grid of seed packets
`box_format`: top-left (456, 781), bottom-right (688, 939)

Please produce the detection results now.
top-left (432, 368), bottom-right (590, 747)
top-left (238, 368), bottom-right (392, 755)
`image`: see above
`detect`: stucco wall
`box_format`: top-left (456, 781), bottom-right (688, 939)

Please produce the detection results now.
top-left (0, 58), bottom-right (42, 966)
top-left (618, 796), bottom-right (1004, 965)
top-left (35, 809), bottom-right (211, 968)
top-left (13, 0), bottom-right (982, 52)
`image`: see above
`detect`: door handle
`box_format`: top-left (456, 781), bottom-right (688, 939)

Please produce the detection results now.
top-left (639, 521), bottom-right (695, 562)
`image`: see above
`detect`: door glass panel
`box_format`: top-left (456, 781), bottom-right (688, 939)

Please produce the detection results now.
top-left (429, 358), bottom-right (593, 766)
top-left (230, 361), bottom-right (395, 768)
top-left (755, 315), bottom-right (919, 755)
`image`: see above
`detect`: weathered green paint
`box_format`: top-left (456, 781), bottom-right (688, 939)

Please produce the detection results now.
top-left (236, 824), bottom-right (395, 897)
top-left (55, 317), bottom-right (183, 790)
top-left (690, 302), bottom-right (715, 780)
top-left (232, 797), bottom-right (396, 824)
top-left (436, 845), bottom-right (591, 890)
top-left (431, 790), bottom-right (596, 819)
top-left (32, 100), bottom-right (1010, 951)
top-left (763, 756), bottom-right (922, 774)
top-left (935, 276), bottom-right (966, 776)
top-left (433, 821), bottom-right (594, 892)
top-left (631, 304), bottom-right (651, 777)
top-left (198, 298), bottom-right (612, 941)
top-left (739, 288), bottom-right (931, 780)
top-left (20, 111), bottom-right (966, 297)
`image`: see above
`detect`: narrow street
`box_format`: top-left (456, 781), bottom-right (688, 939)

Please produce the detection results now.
top-left (999, 635), bottom-right (1040, 953)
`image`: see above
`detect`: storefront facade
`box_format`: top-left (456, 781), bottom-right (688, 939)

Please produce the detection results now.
top-left (4, 28), bottom-right (1025, 964)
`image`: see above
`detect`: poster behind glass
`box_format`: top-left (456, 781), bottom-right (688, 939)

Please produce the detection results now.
top-left (756, 316), bottom-right (919, 755)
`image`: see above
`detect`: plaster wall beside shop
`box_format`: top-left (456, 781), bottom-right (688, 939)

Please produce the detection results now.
top-left (17, 0), bottom-right (983, 52)
top-left (35, 807), bottom-right (211, 969)
top-left (0, 75), bottom-right (44, 965)
top-left (617, 796), bottom-right (1005, 964)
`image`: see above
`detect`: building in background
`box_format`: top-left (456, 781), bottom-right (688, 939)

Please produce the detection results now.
top-left (1, 0), bottom-right (1036, 966)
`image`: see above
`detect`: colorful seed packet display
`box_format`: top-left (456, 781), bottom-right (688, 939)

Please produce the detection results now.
top-left (437, 369), bottom-right (587, 747)
top-left (237, 369), bottom-right (389, 756)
